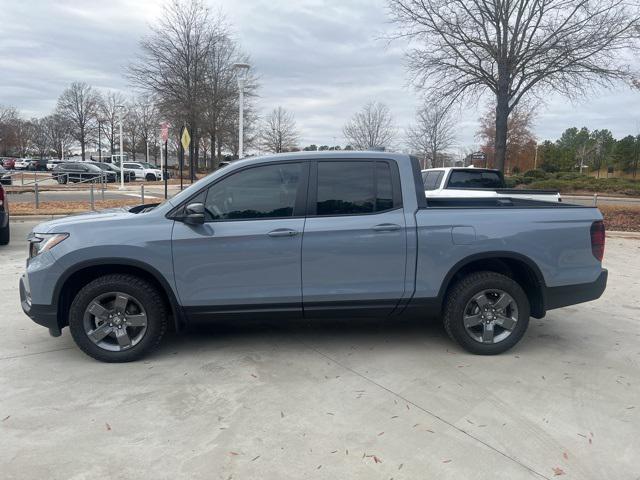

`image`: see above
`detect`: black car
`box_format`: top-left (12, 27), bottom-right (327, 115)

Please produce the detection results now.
top-left (52, 162), bottom-right (117, 184)
top-left (27, 158), bottom-right (49, 171)
top-left (96, 162), bottom-right (135, 182)
top-left (0, 182), bottom-right (9, 245)
top-left (0, 166), bottom-right (12, 186)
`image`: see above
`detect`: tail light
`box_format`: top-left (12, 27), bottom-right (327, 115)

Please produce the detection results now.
top-left (590, 221), bottom-right (605, 261)
top-left (0, 184), bottom-right (4, 208)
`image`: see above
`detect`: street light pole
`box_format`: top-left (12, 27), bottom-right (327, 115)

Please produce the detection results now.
top-left (233, 63), bottom-right (250, 159)
top-left (117, 105), bottom-right (125, 190)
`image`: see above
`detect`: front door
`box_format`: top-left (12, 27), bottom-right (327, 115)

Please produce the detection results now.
top-left (302, 159), bottom-right (407, 316)
top-left (171, 161), bottom-right (308, 318)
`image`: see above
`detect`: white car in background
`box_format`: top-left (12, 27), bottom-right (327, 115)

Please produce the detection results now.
top-left (120, 162), bottom-right (164, 181)
top-left (46, 159), bottom-right (65, 171)
top-left (422, 167), bottom-right (562, 203)
top-left (13, 159), bottom-right (31, 170)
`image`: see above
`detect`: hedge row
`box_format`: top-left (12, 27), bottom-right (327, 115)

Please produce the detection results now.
top-left (505, 170), bottom-right (640, 195)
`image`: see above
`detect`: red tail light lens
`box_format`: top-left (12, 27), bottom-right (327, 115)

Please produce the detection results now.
top-left (0, 185), bottom-right (5, 207)
top-left (590, 221), bottom-right (605, 261)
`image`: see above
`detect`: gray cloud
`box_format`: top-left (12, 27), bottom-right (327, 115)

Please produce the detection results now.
top-left (1, 0), bottom-right (638, 154)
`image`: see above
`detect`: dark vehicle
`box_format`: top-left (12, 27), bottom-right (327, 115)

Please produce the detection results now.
top-left (97, 162), bottom-right (134, 182)
top-left (1, 158), bottom-right (16, 170)
top-left (27, 159), bottom-right (49, 171)
top-left (52, 162), bottom-right (117, 184)
top-left (0, 182), bottom-right (9, 245)
top-left (0, 165), bottom-right (12, 185)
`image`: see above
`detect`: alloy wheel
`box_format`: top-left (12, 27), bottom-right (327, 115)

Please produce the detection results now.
top-left (463, 289), bottom-right (519, 344)
top-left (83, 292), bottom-right (148, 352)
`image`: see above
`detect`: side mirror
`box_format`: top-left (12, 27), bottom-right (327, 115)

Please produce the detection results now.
top-left (182, 202), bottom-right (205, 225)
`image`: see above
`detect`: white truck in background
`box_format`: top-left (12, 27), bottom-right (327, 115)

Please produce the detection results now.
top-left (422, 167), bottom-right (562, 203)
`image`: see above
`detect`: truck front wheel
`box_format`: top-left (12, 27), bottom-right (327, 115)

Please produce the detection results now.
top-left (68, 274), bottom-right (168, 362)
top-left (443, 271), bottom-right (530, 355)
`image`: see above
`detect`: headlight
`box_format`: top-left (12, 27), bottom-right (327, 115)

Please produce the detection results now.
top-left (28, 233), bottom-right (69, 258)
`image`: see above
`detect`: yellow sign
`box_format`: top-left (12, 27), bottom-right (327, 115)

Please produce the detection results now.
top-left (181, 127), bottom-right (191, 151)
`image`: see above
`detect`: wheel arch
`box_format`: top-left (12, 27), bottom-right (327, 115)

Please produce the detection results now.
top-left (438, 252), bottom-right (547, 318)
top-left (54, 258), bottom-right (185, 332)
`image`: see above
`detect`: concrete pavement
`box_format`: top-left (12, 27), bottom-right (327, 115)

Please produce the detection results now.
top-left (0, 220), bottom-right (638, 479)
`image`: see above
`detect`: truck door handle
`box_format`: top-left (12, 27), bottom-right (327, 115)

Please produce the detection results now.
top-left (267, 228), bottom-right (299, 237)
top-left (372, 223), bottom-right (401, 232)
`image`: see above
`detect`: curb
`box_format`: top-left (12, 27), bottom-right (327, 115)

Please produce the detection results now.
top-left (607, 230), bottom-right (640, 239)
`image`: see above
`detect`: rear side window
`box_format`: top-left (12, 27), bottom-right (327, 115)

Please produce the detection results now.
top-left (447, 170), bottom-right (503, 189)
top-left (316, 161), bottom-right (397, 216)
top-left (423, 171), bottom-right (443, 190)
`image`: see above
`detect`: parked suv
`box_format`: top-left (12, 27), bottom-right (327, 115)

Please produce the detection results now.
top-left (20, 152), bottom-right (607, 363)
top-left (52, 162), bottom-right (117, 183)
top-left (27, 159), bottom-right (49, 171)
top-left (120, 162), bottom-right (164, 181)
top-left (0, 182), bottom-right (9, 245)
top-left (0, 165), bottom-right (12, 185)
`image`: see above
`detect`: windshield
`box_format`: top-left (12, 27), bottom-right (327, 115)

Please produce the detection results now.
top-left (141, 162), bottom-right (157, 169)
top-left (447, 170), bottom-right (504, 189)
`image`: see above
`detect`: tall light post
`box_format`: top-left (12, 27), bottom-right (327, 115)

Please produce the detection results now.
top-left (117, 105), bottom-right (126, 190)
top-left (233, 63), bottom-right (250, 159)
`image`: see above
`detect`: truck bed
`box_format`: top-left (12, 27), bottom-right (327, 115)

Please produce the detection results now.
top-left (424, 196), bottom-right (582, 209)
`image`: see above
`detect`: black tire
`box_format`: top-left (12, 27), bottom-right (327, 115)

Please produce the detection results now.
top-left (443, 271), bottom-right (530, 355)
top-left (145, 173), bottom-right (156, 182)
top-left (0, 221), bottom-right (9, 246)
top-left (57, 175), bottom-right (67, 184)
top-left (68, 274), bottom-right (167, 362)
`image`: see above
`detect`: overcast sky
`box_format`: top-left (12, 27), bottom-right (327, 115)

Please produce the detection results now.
top-left (1, 0), bottom-right (639, 155)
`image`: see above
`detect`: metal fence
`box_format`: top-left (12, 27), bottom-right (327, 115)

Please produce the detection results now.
top-left (2, 171), bottom-right (147, 211)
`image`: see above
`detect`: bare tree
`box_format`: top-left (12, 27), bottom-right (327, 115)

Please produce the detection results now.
top-left (57, 82), bottom-right (101, 160)
top-left (30, 118), bottom-right (51, 159)
top-left (123, 103), bottom-right (141, 162)
top-left (259, 107), bottom-right (299, 153)
top-left (43, 113), bottom-right (74, 160)
top-left (100, 91), bottom-right (126, 154)
top-left (0, 105), bottom-right (19, 155)
top-left (388, 0), bottom-right (640, 172)
top-left (128, 0), bottom-right (216, 171)
top-left (135, 96), bottom-right (159, 163)
top-left (343, 101), bottom-right (396, 150)
top-left (406, 101), bottom-right (456, 168)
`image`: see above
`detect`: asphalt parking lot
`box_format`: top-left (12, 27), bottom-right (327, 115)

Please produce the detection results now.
top-left (1, 220), bottom-right (638, 480)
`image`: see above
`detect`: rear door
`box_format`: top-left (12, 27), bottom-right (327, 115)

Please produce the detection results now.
top-left (301, 159), bottom-right (407, 316)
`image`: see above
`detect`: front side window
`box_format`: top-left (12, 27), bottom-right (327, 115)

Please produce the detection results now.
top-left (204, 163), bottom-right (302, 221)
top-left (316, 161), bottom-right (396, 216)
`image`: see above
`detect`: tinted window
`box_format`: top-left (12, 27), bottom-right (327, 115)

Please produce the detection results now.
top-left (447, 170), bottom-right (503, 189)
top-left (204, 163), bottom-right (302, 221)
top-left (316, 161), bottom-right (396, 216)
top-left (422, 171), bottom-right (444, 190)
top-left (124, 163), bottom-right (141, 169)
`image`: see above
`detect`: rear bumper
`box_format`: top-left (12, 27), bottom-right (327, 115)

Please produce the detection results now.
top-left (544, 269), bottom-right (608, 311)
top-left (20, 275), bottom-right (61, 336)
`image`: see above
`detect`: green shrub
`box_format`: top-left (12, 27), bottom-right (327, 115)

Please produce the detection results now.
top-left (523, 169), bottom-right (549, 179)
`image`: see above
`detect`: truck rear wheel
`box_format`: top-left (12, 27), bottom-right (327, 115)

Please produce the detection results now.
top-left (443, 271), bottom-right (530, 355)
top-left (68, 274), bottom-right (167, 362)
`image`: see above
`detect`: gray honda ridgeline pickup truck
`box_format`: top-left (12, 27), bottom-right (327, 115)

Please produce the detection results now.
top-left (20, 152), bottom-right (607, 362)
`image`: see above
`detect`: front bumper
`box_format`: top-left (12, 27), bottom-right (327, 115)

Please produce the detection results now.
top-left (20, 275), bottom-right (61, 336)
top-left (544, 269), bottom-right (608, 311)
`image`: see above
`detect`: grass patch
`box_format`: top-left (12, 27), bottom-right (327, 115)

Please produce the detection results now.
top-left (10, 199), bottom-right (141, 216)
